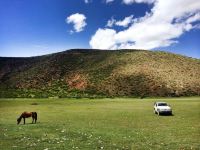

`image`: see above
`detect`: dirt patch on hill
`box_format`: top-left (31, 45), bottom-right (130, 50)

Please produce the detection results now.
top-left (66, 73), bottom-right (88, 90)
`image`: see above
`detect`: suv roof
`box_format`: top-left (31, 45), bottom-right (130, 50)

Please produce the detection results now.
top-left (154, 102), bottom-right (167, 105)
top-left (155, 102), bottom-right (167, 103)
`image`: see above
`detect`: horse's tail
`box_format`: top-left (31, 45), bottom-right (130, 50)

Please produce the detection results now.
top-left (32, 112), bottom-right (37, 122)
top-left (35, 112), bottom-right (37, 121)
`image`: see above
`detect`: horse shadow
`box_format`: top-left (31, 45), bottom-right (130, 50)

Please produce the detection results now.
top-left (18, 122), bottom-right (41, 125)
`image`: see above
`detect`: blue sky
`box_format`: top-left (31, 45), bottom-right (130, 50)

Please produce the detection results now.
top-left (0, 0), bottom-right (200, 58)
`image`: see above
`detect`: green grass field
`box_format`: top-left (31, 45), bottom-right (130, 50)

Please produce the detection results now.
top-left (0, 97), bottom-right (200, 150)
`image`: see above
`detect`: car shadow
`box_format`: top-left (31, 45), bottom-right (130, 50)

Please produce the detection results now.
top-left (159, 114), bottom-right (174, 117)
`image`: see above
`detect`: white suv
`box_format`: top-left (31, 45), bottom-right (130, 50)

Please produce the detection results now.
top-left (154, 102), bottom-right (172, 115)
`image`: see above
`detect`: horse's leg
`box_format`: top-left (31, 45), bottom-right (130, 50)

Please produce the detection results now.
top-left (23, 118), bottom-right (25, 124)
top-left (32, 116), bottom-right (34, 124)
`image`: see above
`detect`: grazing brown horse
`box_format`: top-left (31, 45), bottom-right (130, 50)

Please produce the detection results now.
top-left (17, 112), bottom-right (37, 125)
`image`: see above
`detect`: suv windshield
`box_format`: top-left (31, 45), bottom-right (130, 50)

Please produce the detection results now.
top-left (158, 103), bottom-right (168, 106)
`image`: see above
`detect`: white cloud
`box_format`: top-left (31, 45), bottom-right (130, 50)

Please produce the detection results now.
top-left (106, 17), bottom-right (116, 27)
top-left (90, 0), bottom-right (200, 50)
top-left (66, 13), bottom-right (87, 33)
top-left (106, 0), bottom-right (115, 3)
top-left (105, 0), bottom-right (155, 4)
top-left (106, 15), bottom-right (134, 28)
top-left (84, 0), bottom-right (92, 4)
top-left (115, 15), bottom-right (134, 27)
top-left (90, 28), bottom-right (117, 49)
top-left (123, 0), bottom-right (155, 5)
top-left (194, 24), bottom-right (200, 29)
top-left (186, 13), bottom-right (200, 24)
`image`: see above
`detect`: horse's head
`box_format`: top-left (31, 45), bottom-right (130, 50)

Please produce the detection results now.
top-left (17, 117), bottom-right (21, 124)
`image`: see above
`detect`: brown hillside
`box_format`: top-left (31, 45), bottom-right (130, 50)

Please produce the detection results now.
top-left (0, 49), bottom-right (199, 98)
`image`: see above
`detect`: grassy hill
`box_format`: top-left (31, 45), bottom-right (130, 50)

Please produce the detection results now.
top-left (0, 49), bottom-right (200, 98)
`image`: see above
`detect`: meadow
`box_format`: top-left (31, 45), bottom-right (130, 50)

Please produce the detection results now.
top-left (0, 97), bottom-right (199, 150)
